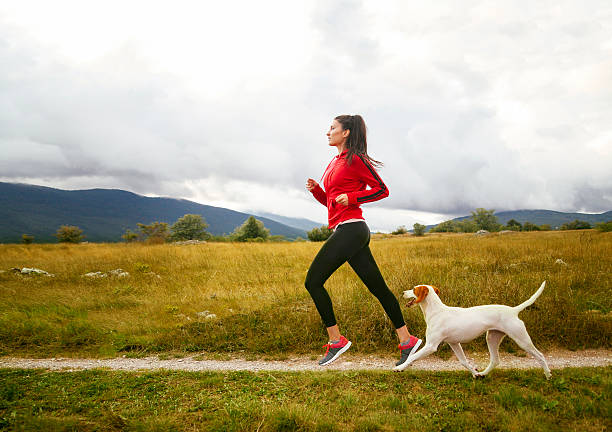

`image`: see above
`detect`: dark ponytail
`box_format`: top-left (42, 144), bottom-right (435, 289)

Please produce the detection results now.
top-left (334, 114), bottom-right (382, 168)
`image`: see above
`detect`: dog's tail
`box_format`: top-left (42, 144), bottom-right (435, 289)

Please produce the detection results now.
top-left (514, 281), bottom-right (546, 313)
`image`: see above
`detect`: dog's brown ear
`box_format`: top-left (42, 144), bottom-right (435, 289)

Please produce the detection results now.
top-left (413, 285), bottom-right (430, 304)
top-left (431, 285), bottom-right (440, 296)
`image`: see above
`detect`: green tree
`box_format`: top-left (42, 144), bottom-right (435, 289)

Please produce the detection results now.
top-left (539, 224), bottom-right (551, 231)
top-left (137, 222), bottom-right (170, 244)
top-left (595, 220), bottom-right (612, 232)
top-left (560, 219), bottom-right (592, 230)
top-left (456, 219), bottom-right (478, 233)
top-left (413, 223), bottom-right (426, 236)
top-left (21, 234), bottom-right (34, 244)
top-left (470, 208), bottom-right (500, 231)
top-left (429, 220), bottom-right (457, 233)
top-left (505, 219), bottom-right (522, 231)
top-left (522, 221), bottom-right (541, 231)
top-left (56, 225), bottom-right (84, 243)
top-left (170, 214), bottom-right (210, 241)
top-left (230, 216), bottom-right (270, 242)
top-left (121, 229), bottom-right (139, 242)
top-left (307, 225), bottom-right (333, 242)
top-left (391, 225), bottom-right (408, 235)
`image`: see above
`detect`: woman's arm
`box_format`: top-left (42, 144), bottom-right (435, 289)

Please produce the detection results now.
top-left (306, 178), bottom-right (328, 207)
top-left (346, 155), bottom-right (389, 205)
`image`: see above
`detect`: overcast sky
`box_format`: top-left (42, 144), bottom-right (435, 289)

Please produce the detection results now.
top-left (1, 1), bottom-right (611, 232)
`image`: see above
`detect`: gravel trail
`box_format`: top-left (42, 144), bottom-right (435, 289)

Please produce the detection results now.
top-left (1, 349), bottom-right (610, 373)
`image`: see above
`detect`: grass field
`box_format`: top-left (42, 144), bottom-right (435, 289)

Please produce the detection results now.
top-left (0, 367), bottom-right (610, 431)
top-left (0, 230), bottom-right (610, 358)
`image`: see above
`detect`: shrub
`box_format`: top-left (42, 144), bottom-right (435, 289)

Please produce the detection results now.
top-left (471, 208), bottom-right (501, 231)
top-left (595, 220), bottom-right (612, 232)
top-left (55, 225), bottom-right (84, 243)
top-left (560, 219), bottom-right (592, 230)
top-left (121, 229), bottom-right (138, 242)
top-left (170, 214), bottom-right (210, 241)
top-left (430, 220), bottom-right (457, 233)
top-left (391, 225), bottom-right (408, 235)
top-left (21, 234), bottom-right (34, 244)
top-left (230, 216), bottom-right (270, 242)
top-left (413, 223), bottom-right (426, 236)
top-left (137, 222), bottom-right (170, 243)
top-left (505, 219), bottom-right (522, 231)
top-left (307, 225), bottom-right (333, 242)
top-left (522, 221), bottom-right (541, 231)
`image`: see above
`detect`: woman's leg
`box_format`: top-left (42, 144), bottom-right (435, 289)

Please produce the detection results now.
top-left (347, 240), bottom-right (412, 343)
top-left (305, 223), bottom-right (369, 336)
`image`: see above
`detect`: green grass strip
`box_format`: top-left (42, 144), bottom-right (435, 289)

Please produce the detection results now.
top-left (1, 367), bottom-right (610, 431)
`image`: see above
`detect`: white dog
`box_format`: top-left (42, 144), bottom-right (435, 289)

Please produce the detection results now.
top-left (397, 282), bottom-right (551, 379)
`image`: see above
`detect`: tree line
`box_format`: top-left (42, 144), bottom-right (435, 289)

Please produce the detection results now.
top-left (21, 214), bottom-right (287, 244)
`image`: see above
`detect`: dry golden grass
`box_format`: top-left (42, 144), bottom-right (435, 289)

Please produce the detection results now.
top-left (0, 230), bottom-right (610, 357)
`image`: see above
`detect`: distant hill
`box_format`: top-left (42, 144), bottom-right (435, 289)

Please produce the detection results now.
top-left (425, 209), bottom-right (612, 231)
top-left (0, 182), bottom-right (307, 243)
top-left (251, 211), bottom-right (324, 232)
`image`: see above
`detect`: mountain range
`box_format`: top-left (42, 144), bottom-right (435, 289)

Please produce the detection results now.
top-left (1, 182), bottom-right (610, 243)
top-left (425, 209), bottom-right (612, 231)
top-left (0, 182), bottom-right (321, 243)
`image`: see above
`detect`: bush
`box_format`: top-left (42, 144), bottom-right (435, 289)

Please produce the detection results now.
top-left (121, 229), bottom-right (138, 242)
top-left (137, 222), bottom-right (170, 243)
top-left (595, 220), bottom-right (612, 232)
top-left (560, 219), bottom-right (592, 230)
top-left (21, 234), bottom-right (34, 244)
top-left (170, 214), bottom-right (210, 241)
top-left (230, 216), bottom-right (270, 242)
top-left (391, 225), bottom-right (408, 235)
top-left (413, 223), bottom-right (426, 236)
top-left (522, 221), bottom-right (541, 231)
top-left (471, 208), bottom-right (501, 231)
top-left (430, 220), bottom-right (457, 233)
top-left (55, 225), bottom-right (84, 243)
top-left (307, 225), bottom-right (333, 242)
top-left (505, 219), bottom-right (522, 231)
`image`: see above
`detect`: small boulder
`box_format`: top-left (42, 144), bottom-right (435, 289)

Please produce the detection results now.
top-left (474, 230), bottom-right (490, 236)
top-left (21, 267), bottom-right (55, 277)
top-left (555, 259), bottom-right (568, 266)
top-left (109, 269), bottom-right (130, 278)
top-left (83, 271), bottom-right (108, 278)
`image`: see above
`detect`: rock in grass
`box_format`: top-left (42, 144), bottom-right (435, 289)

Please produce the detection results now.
top-left (555, 258), bottom-right (568, 266)
top-left (83, 271), bottom-right (108, 278)
top-left (20, 267), bottom-right (55, 277)
top-left (474, 230), bottom-right (490, 236)
top-left (83, 269), bottom-right (130, 278)
top-left (109, 269), bottom-right (130, 277)
top-left (196, 310), bottom-right (217, 320)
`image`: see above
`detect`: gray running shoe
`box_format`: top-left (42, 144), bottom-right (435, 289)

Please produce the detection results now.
top-left (318, 335), bottom-right (352, 366)
top-left (394, 336), bottom-right (422, 371)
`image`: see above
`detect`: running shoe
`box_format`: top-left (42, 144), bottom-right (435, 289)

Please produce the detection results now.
top-left (318, 335), bottom-right (352, 366)
top-left (393, 335), bottom-right (422, 371)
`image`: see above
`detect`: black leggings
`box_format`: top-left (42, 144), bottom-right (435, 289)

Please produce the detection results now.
top-left (305, 221), bottom-right (406, 329)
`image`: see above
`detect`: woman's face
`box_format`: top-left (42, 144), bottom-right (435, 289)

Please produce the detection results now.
top-left (327, 119), bottom-right (349, 148)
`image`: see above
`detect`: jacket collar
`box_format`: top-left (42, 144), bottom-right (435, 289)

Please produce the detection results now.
top-left (336, 148), bottom-right (348, 158)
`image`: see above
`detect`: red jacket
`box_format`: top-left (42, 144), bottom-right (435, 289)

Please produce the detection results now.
top-left (310, 149), bottom-right (389, 229)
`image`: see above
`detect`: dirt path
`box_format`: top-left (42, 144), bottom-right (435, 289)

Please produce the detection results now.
top-left (1, 349), bottom-right (610, 373)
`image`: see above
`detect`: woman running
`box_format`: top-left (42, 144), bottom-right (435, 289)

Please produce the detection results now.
top-left (305, 114), bottom-right (422, 370)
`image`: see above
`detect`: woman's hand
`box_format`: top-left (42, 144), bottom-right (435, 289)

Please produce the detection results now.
top-left (335, 194), bottom-right (349, 206)
top-left (306, 178), bottom-right (318, 191)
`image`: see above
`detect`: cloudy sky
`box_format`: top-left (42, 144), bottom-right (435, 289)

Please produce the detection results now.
top-left (1, 1), bottom-right (611, 232)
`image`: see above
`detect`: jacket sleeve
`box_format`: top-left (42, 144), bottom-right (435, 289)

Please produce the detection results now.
top-left (346, 154), bottom-right (389, 205)
top-left (310, 184), bottom-right (328, 207)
